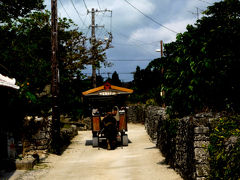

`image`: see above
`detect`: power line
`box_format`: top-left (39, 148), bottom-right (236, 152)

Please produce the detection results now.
top-left (123, 0), bottom-right (178, 34)
top-left (70, 0), bottom-right (86, 28)
top-left (112, 27), bottom-right (156, 45)
top-left (197, 0), bottom-right (212, 5)
top-left (107, 59), bottom-right (152, 61)
top-left (113, 42), bottom-right (157, 48)
top-left (112, 30), bottom-right (157, 56)
top-left (59, 0), bottom-right (71, 19)
top-left (97, 0), bottom-right (101, 10)
top-left (82, 0), bottom-right (88, 10)
top-left (83, 72), bottom-right (134, 74)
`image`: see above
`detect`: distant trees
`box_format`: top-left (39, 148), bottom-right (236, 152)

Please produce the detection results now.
top-left (131, 65), bottom-right (161, 104)
top-left (104, 71), bottom-right (122, 86)
top-left (111, 71), bottom-right (122, 86)
top-left (132, 0), bottom-right (240, 116)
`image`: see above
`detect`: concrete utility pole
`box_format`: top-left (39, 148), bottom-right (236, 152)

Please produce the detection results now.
top-left (91, 8), bottom-right (97, 88)
top-left (160, 40), bottom-right (163, 58)
top-left (51, 0), bottom-right (60, 153)
top-left (89, 8), bottom-right (111, 88)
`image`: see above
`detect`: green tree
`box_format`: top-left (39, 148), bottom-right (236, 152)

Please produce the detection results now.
top-left (162, 0), bottom-right (240, 116)
top-left (131, 65), bottom-right (161, 104)
top-left (0, 10), bottom-right (89, 117)
top-left (0, 0), bottom-right (44, 22)
top-left (111, 71), bottom-right (122, 86)
top-left (132, 0), bottom-right (240, 116)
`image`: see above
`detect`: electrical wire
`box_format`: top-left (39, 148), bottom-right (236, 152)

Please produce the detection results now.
top-left (107, 59), bottom-right (152, 61)
top-left (123, 0), bottom-right (178, 34)
top-left (97, 0), bottom-right (101, 10)
top-left (83, 72), bottom-right (134, 74)
top-left (113, 42), bottom-right (157, 48)
top-left (197, 0), bottom-right (212, 5)
top-left (70, 0), bottom-right (86, 28)
top-left (111, 29), bottom-right (158, 56)
top-left (59, 0), bottom-right (71, 19)
top-left (82, 0), bottom-right (88, 10)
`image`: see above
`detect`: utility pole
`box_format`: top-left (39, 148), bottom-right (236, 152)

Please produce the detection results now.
top-left (160, 40), bottom-right (163, 58)
top-left (196, 7), bottom-right (199, 20)
top-left (51, 0), bottom-right (60, 153)
top-left (159, 40), bottom-right (165, 107)
top-left (89, 8), bottom-right (111, 88)
top-left (91, 8), bottom-right (97, 88)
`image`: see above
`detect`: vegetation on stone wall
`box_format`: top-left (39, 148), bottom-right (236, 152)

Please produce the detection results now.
top-left (158, 117), bottom-right (178, 166)
top-left (208, 116), bottom-right (240, 179)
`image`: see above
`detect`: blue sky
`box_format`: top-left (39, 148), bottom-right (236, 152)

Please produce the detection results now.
top-left (44, 0), bottom-right (221, 82)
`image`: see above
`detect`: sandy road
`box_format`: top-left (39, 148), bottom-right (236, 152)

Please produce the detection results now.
top-left (17, 123), bottom-right (182, 180)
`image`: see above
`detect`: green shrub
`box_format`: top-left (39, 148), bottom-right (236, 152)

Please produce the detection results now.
top-left (158, 117), bottom-right (179, 166)
top-left (209, 116), bottom-right (240, 179)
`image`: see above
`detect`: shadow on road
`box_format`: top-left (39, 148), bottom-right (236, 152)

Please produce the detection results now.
top-left (144, 146), bottom-right (157, 150)
top-left (85, 140), bottom-right (93, 146)
top-left (85, 138), bottom-right (132, 150)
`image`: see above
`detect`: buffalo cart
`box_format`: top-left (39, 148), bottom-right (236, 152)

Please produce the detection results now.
top-left (82, 82), bottom-right (133, 148)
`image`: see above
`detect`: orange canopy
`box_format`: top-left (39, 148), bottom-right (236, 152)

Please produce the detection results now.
top-left (82, 82), bottom-right (133, 96)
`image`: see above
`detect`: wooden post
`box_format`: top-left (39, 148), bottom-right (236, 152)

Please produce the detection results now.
top-left (51, 0), bottom-right (60, 154)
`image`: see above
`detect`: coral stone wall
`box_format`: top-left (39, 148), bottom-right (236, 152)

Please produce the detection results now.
top-left (126, 105), bottom-right (218, 180)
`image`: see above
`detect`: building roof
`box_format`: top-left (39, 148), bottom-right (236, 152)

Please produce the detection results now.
top-left (0, 74), bottom-right (20, 89)
top-left (82, 82), bottom-right (133, 96)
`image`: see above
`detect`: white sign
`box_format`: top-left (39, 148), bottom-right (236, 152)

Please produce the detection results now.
top-left (99, 91), bottom-right (117, 96)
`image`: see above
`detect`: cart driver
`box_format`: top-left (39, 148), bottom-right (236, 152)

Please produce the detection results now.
top-left (112, 106), bottom-right (119, 121)
top-left (103, 113), bottom-right (117, 150)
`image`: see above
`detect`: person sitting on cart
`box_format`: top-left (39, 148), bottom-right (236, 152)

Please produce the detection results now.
top-left (111, 106), bottom-right (120, 129)
top-left (103, 111), bottom-right (118, 150)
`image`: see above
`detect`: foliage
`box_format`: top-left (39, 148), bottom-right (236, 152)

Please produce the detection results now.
top-left (146, 98), bottom-right (158, 106)
top-left (111, 71), bottom-right (122, 86)
top-left (130, 65), bottom-right (162, 104)
top-left (158, 117), bottom-right (179, 166)
top-left (208, 116), bottom-right (240, 179)
top-left (131, 0), bottom-right (240, 117)
top-left (164, 0), bottom-right (240, 116)
top-left (0, 0), bottom-right (44, 22)
top-left (0, 10), bottom-right (81, 118)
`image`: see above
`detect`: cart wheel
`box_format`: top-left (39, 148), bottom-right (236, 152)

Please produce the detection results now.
top-left (122, 134), bottom-right (128, 146)
top-left (93, 137), bottom-right (98, 147)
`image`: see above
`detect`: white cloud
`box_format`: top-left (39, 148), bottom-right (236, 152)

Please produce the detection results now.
top-left (129, 18), bottom-right (195, 45)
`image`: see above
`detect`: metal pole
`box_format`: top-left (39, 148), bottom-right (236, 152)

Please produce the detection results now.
top-left (51, 0), bottom-right (60, 153)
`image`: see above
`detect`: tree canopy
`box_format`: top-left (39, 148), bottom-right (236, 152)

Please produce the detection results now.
top-left (0, 0), bottom-right (45, 22)
top-left (133, 0), bottom-right (240, 116)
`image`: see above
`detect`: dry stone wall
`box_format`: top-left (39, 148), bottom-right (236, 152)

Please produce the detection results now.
top-left (126, 105), bottom-right (220, 180)
top-left (22, 116), bottom-right (78, 156)
top-left (127, 105), bottom-right (145, 123)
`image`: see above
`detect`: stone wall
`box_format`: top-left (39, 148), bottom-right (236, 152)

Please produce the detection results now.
top-left (127, 105), bottom-right (145, 123)
top-left (22, 116), bottom-right (78, 156)
top-left (127, 105), bottom-right (220, 180)
top-left (22, 117), bottom-right (51, 156)
top-left (174, 117), bottom-right (195, 179)
top-left (145, 106), bottom-right (165, 141)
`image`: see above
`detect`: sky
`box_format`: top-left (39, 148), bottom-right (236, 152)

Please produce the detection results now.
top-left (44, 0), bottom-right (221, 82)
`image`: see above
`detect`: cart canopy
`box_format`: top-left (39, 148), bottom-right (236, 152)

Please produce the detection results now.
top-left (82, 82), bottom-right (133, 96)
top-left (82, 82), bottom-right (133, 112)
